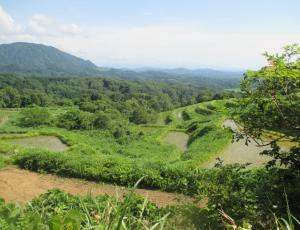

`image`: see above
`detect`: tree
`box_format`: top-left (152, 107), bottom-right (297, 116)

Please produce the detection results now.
top-left (0, 87), bottom-right (21, 108)
top-left (19, 107), bottom-right (52, 127)
top-left (235, 44), bottom-right (300, 170)
top-left (93, 111), bottom-right (111, 129)
top-left (21, 91), bottom-right (50, 107)
top-left (57, 109), bottom-right (93, 130)
top-left (129, 108), bottom-right (156, 125)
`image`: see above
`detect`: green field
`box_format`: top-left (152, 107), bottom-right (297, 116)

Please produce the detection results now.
top-left (0, 100), bottom-right (234, 194)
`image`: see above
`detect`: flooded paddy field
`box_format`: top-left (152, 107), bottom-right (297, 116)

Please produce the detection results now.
top-left (3, 135), bottom-right (68, 152)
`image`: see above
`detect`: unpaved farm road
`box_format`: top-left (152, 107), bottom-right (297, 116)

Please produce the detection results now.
top-left (0, 167), bottom-right (200, 208)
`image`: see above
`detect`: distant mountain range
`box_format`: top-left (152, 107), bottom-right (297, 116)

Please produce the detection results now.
top-left (0, 42), bottom-right (243, 88)
top-left (134, 67), bottom-right (243, 78)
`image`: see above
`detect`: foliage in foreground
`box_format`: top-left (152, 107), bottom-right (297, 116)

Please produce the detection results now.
top-left (13, 148), bottom-right (300, 228)
top-left (1, 165), bottom-right (300, 230)
top-left (235, 44), bottom-right (300, 170)
top-left (0, 189), bottom-right (169, 230)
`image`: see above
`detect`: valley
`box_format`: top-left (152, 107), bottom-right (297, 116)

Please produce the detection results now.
top-left (0, 42), bottom-right (298, 229)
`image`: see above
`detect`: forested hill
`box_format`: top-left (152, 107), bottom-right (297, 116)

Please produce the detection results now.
top-left (0, 42), bottom-right (100, 76)
top-left (0, 42), bottom-right (242, 89)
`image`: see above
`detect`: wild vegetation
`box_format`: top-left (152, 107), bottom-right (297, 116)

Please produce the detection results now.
top-left (0, 45), bottom-right (299, 229)
top-left (0, 189), bottom-right (171, 229)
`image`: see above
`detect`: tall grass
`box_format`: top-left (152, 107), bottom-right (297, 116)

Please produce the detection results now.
top-left (0, 189), bottom-right (170, 229)
top-left (274, 192), bottom-right (300, 230)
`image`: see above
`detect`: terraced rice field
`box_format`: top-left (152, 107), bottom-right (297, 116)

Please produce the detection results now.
top-left (202, 119), bottom-right (296, 168)
top-left (4, 135), bottom-right (68, 152)
top-left (162, 131), bottom-right (189, 151)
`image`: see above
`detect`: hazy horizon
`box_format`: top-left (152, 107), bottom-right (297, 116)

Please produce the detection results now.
top-left (0, 0), bottom-right (299, 69)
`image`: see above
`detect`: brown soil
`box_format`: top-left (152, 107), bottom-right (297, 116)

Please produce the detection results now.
top-left (0, 167), bottom-right (201, 208)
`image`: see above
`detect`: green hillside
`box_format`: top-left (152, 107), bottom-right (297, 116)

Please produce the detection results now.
top-left (0, 42), bottom-right (241, 89)
top-left (0, 42), bottom-right (100, 76)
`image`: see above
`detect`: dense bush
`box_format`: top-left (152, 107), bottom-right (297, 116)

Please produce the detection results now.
top-left (181, 111), bottom-right (191, 121)
top-left (93, 111), bottom-right (111, 129)
top-left (195, 107), bottom-right (214, 115)
top-left (57, 109), bottom-right (94, 130)
top-left (0, 87), bottom-right (21, 108)
top-left (206, 104), bottom-right (216, 111)
top-left (198, 163), bottom-right (300, 229)
top-left (224, 101), bottom-right (238, 108)
top-left (187, 126), bottom-right (214, 145)
top-left (19, 107), bottom-right (52, 127)
top-left (129, 108), bottom-right (157, 124)
top-left (14, 149), bottom-right (214, 195)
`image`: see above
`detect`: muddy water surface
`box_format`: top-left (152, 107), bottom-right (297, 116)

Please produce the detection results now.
top-left (162, 131), bottom-right (189, 151)
top-left (202, 119), bottom-right (296, 168)
top-left (4, 135), bottom-right (68, 152)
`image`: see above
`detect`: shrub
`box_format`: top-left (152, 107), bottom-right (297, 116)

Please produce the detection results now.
top-left (195, 107), bottom-right (213, 115)
top-left (188, 126), bottom-right (214, 145)
top-left (165, 115), bottom-right (172, 124)
top-left (0, 189), bottom-right (168, 229)
top-left (182, 111), bottom-right (191, 121)
top-left (93, 111), bottom-right (111, 129)
top-left (19, 107), bottom-right (52, 127)
top-left (57, 109), bottom-right (94, 130)
top-left (129, 108), bottom-right (157, 124)
top-left (201, 163), bottom-right (300, 229)
top-left (224, 101), bottom-right (238, 108)
top-left (206, 104), bottom-right (216, 111)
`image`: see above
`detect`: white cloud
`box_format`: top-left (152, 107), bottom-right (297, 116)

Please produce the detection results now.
top-left (0, 5), bottom-right (19, 34)
top-left (55, 24), bottom-right (299, 69)
top-left (0, 5), bottom-right (299, 69)
top-left (27, 14), bottom-right (82, 36)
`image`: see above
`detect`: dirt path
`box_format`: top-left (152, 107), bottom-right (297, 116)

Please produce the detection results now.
top-left (162, 131), bottom-right (189, 151)
top-left (0, 167), bottom-right (199, 207)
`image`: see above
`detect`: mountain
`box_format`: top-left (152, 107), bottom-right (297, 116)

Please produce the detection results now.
top-left (0, 42), bottom-right (242, 89)
top-left (0, 42), bottom-right (100, 76)
top-left (134, 67), bottom-right (243, 78)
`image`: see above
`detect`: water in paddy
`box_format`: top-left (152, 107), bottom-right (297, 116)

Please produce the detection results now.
top-left (177, 111), bottom-right (183, 119)
top-left (202, 137), bottom-right (272, 168)
top-left (162, 131), bottom-right (189, 151)
top-left (202, 119), bottom-right (295, 168)
top-left (5, 136), bottom-right (68, 152)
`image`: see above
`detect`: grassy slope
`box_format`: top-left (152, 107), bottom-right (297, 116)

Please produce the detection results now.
top-left (0, 100), bottom-right (233, 194)
top-left (157, 100), bottom-right (232, 165)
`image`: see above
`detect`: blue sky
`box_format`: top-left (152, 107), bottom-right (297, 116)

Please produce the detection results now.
top-left (0, 0), bottom-right (299, 69)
